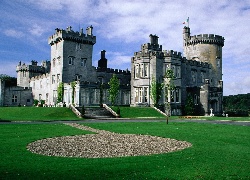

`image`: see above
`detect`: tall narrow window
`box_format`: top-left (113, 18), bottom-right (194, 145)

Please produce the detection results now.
top-left (171, 90), bottom-right (174, 102)
top-left (191, 70), bottom-right (196, 83)
top-left (140, 64), bottom-right (144, 77)
top-left (144, 64), bottom-right (148, 77)
top-left (81, 58), bottom-right (87, 67)
top-left (144, 87), bottom-right (148, 103)
top-left (175, 88), bottom-right (180, 103)
top-left (69, 57), bottom-right (74, 65)
top-left (171, 65), bottom-right (176, 78)
top-left (139, 88), bottom-right (143, 103)
top-left (135, 88), bottom-right (139, 103)
top-left (57, 74), bottom-right (60, 83)
top-left (135, 64), bottom-right (139, 78)
top-left (176, 66), bottom-right (180, 78)
top-left (53, 58), bottom-right (56, 67)
top-left (52, 75), bottom-right (55, 84)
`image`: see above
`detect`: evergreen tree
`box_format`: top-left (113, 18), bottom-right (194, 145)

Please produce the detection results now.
top-left (185, 93), bottom-right (195, 115)
top-left (108, 74), bottom-right (120, 106)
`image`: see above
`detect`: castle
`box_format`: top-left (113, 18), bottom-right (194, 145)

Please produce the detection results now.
top-left (0, 25), bottom-right (224, 116)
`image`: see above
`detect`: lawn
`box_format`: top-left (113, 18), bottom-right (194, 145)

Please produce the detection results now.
top-left (112, 106), bottom-right (166, 118)
top-left (0, 107), bottom-right (81, 121)
top-left (0, 122), bottom-right (249, 179)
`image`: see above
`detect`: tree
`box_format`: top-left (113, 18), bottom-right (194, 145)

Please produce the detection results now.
top-left (0, 74), bottom-right (17, 86)
top-left (184, 93), bottom-right (195, 115)
top-left (150, 76), bottom-right (163, 107)
top-left (108, 74), bottom-right (120, 106)
top-left (0, 74), bottom-right (11, 81)
top-left (163, 69), bottom-right (175, 123)
top-left (57, 82), bottom-right (64, 103)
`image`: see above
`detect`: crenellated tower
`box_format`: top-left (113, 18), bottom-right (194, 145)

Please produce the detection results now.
top-left (48, 26), bottom-right (96, 84)
top-left (183, 26), bottom-right (224, 87)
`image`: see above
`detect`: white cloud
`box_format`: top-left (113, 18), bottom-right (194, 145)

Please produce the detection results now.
top-left (3, 29), bottom-right (24, 38)
top-left (29, 24), bottom-right (45, 36)
top-left (1, 0), bottom-right (250, 95)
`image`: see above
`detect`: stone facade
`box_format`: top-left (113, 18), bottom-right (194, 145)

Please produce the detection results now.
top-left (1, 25), bottom-right (224, 116)
top-left (1, 26), bottom-right (130, 107)
top-left (131, 27), bottom-right (224, 116)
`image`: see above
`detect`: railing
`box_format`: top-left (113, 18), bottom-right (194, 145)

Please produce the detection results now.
top-left (69, 104), bottom-right (82, 118)
top-left (103, 104), bottom-right (120, 118)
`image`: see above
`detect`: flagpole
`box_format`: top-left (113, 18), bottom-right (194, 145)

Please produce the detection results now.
top-left (187, 17), bottom-right (189, 28)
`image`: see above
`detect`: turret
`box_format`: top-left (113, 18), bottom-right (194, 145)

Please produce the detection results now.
top-left (183, 27), bottom-right (225, 87)
top-left (183, 26), bottom-right (190, 41)
top-left (48, 25), bottom-right (96, 83)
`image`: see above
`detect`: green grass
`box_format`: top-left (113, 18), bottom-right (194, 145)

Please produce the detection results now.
top-left (112, 106), bottom-right (166, 118)
top-left (0, 122), bottom-right (250, 179)
top-left (176, 115), bottom-right (250, 121)
top-left (0, 107), bottom-right (81, 121)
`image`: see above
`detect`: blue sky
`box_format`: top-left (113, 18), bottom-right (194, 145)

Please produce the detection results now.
top-left (0, 0), bottom-right (250, 96)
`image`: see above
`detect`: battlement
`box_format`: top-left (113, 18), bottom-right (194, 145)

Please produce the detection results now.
top-left (96, 67), bottom-right (131, 75)
top-left (185, 33), bottom-right (224, 46)
top-left (48, 26), bottom-right (96, 46)
top-left (163, 50), bottom-right (182, 58)
top-left (16, 61), bottom-right (46, 74)
top-left (30, 73), bottom-right (50, 81)
top-left (141, 43), bottom-right (162, 52)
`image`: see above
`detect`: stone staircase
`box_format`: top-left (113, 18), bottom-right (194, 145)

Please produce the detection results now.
top-left (76, 106), bottom-right (115, 119)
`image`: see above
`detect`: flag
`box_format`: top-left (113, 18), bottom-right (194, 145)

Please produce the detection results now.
top-left (183, 17), bottom-right (189, 27)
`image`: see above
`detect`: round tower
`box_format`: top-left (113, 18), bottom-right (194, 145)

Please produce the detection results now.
top-left (183, 27), bottom-right (225, 87)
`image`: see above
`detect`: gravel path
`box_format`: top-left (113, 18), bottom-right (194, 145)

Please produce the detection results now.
top-left (27, 123), bottom-right (192, 158)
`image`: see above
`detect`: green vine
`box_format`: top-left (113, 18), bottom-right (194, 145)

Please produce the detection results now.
top-left (57, 82), bottom-right (64, 103)
top-left (150, 76), bottom-right (164, 107)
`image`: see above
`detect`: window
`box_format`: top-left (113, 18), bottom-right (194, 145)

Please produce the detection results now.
top-left (40, 81), bottom-right (42, 88)
top-left (135, 87), bottom-right (148, 103)
top-left (144, 64), bottom-right (149, 77)
top-left (81, 58), bottom-right (87, 67)
top-left (171, 65), bottom-right (175, 78)
top-left (135, 88), bottom-right (139, 103)
top-left (171, 90), bottom-right (174, 102)
top-left (217, 58), bottom-right (220, 68)
top-left (46, 93), bottom-right (49, 103)
top-left (175, 88), bottom-right (180, 102)
top-left (140, 64), bottom-right (144, 77)
top-left (135, 64), bottom-right (139, 78)
top-left (57, 56), bottom-right (61, 64)
top-left (144, 87), bottom-right (148, 103)
top-left (57, 74), bottom-right (60, 83)
top-left (176, 66), bottom-right (180, 78)
top-left (191, 70), bottom-right (196, 83)
top-left (139, 88), bottom-right (143, 103)
top-left (53, 58), bottom-right (56, 67)
top-left (69, 57), bottom-right (74, 65)
top-left (52, 75), bottom-right (55, 84)
top-left (12, 95), bottom-right (17, 103)
top-left (39, 94), bottom-right (42, 101)
top-left (201, 71), bottom-right (205, 83)
top-left (76, 43), bottom-right (81, 50)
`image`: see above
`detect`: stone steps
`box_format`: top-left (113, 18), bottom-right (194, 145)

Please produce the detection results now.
top-left (76, 106), bottom-right (115, 119)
